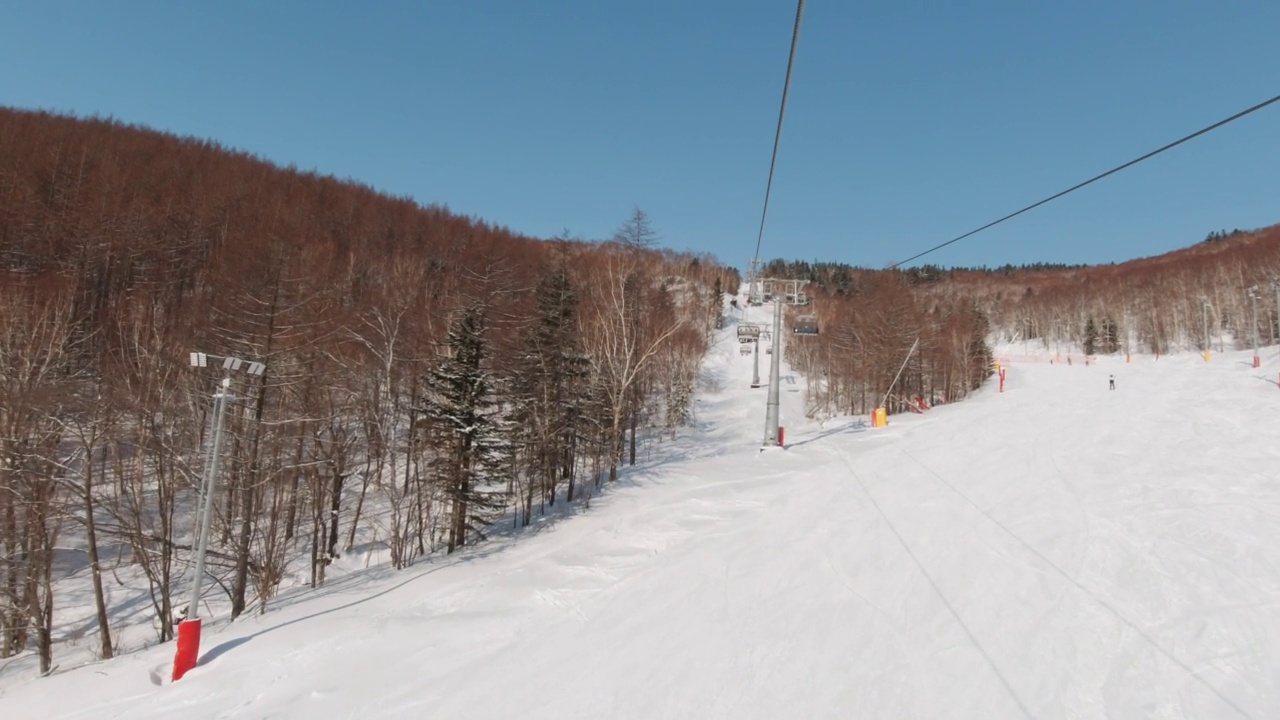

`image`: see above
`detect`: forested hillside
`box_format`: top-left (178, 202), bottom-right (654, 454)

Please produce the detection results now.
top-left (956, 227), bottom-right (1280, 356)
top-left (4, 107), bottom-right (1275, 680)
top-left (760, 257), bottom-right (995, 417)
top-left (0, 109), bottom-right (735, 673)
top-left (773, 222), bottom-right (1280, 416)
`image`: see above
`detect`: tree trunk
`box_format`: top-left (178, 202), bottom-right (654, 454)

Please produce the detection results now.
top-left (328, 469), bottom-right (344, 560)
top-left (628, 409), bottom-right (637, 467)
top-left (283, 422), bottom-right (307, 541)
top-left (310, 508), bottom-right (321, 589)
top-left (347, 453), bottom-right (376, 552)
top-left (446, 495), bottom-right (459, 554)
top-left (82, 457), bottom-right (114, 659)
top-left (231, 482), bottom-right (254, 619)
top-left (1, 485), bottom-right (22, 656)
top-left (37, 584), bottom-right (53, 675)
top-left (564, 441), bottom-right (576, 503)
top-left (31, 535), bottom-right (55, 675)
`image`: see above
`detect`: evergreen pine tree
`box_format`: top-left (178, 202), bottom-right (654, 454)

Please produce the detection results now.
top-left (1103, 317), bottom-right (1119, 354)
top-left (967, 305), bottom-right (994, 390)
top-left (419, 305), bottom-right (509, 553)
top-left (710, 277), bottom-right (724, 329)
top-left (511, 267), bottom-right (590, 517)
top-left (1083, 317), bottom-right (1099, 356)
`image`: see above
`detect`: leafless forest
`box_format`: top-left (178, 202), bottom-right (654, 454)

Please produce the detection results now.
top-left (1, 108), bottom-right (1275, 675)
top-left (782, 223), bottom-right (1280, 415)
top-left (0, 110), bottom-right (731, 673)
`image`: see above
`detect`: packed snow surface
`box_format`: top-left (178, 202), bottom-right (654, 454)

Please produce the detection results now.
top-left (5, 324), bottom-right (1280, 719)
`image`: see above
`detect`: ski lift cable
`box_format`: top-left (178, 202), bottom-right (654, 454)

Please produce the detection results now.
top-left (751, 0), bottom-right (805, 268)
top-left (889, 91), bottom-right (1280, 269)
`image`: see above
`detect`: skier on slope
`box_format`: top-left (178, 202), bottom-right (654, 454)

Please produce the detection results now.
top-left (1109, 374), bottom-right (1115, 390)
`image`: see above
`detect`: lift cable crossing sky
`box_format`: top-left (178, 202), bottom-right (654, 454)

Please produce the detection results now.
top-left (753, 0), bottom-right (806, 449)
top-left (889, 91), bottom-right (1280, 269)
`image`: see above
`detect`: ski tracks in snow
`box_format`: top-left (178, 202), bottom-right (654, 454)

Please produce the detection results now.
top-left (887, 447), bottom-right (1256, 719)
top-left (831, 446), bottom-right (1036, 719)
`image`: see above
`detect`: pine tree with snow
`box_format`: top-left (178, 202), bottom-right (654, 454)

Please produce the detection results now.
top-left (1084, 317), bottom-right (1099, 356)
top-left (1102, 317), bottom-right (1119, 354)
top-left (664, 369), bottom-right (695, 435)
top-left (510, 267), bottom-right (591, 519)
top-left (710, 277), bottom-right (724, 330)
top-left (419, 304), bottom-right (510, 553)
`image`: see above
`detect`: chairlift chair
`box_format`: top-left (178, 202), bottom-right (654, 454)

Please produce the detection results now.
top-left (793, 315), bottom-right (819, 336)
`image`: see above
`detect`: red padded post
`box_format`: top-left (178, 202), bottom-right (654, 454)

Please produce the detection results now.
top-left (172, 618), bottom-right (201, 681)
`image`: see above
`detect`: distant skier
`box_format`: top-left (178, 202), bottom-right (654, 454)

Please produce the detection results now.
top-left (1109, 374), bottom-right (1115, 390)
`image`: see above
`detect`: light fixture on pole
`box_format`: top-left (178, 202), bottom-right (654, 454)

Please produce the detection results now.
top-left (1201, 298), bottom-right (1212, 362)
top-left (1122, 310), bottom-right (1131, 363)
top-left (1273, 281), bottom-right (1280, 348)
top-left (173, 352), bottom-right (265, 682)
top-left (1250, 287), bottom-right (1261, 368)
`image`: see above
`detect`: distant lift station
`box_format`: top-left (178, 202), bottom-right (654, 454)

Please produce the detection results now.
top-left (759, 278), bottom-right (809, 306)
top-left (744, 260), bottom-right (810, 308)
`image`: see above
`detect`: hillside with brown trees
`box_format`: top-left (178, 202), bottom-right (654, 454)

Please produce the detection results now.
top-left (771, 222), bottom-right (1280, 420)
top-left (776, 269), bottom-right (994, 418)
top-left (901, 224), bottom-right (1280, 357)
top-left (0, 108), bottom-right (735, 673)
top-left (4, 106), bottom-right (1274, 679)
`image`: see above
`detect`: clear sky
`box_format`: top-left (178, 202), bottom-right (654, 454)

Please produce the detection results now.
top-left (2, 1), bottom-right (1277, 270)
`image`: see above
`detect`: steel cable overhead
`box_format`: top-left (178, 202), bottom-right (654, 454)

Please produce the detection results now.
top-left (751, 0), bottom-right (805, 266)
top-left (755, 0), bottom-right (806, 449)
top-left (889, 92), bottom-right (1280, 269)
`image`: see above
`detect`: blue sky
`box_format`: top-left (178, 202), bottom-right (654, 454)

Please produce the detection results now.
top-left (2, 1), bottom-right (1277, 270)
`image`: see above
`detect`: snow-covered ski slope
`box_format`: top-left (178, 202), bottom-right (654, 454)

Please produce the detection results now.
top-left (6, 317), bottom-right (1280, 719)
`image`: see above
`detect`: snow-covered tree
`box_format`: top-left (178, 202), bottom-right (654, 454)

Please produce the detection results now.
top-left (419, 305), bottom-right (509, 553)
top-left (511, 267), bottom-right (591, 520)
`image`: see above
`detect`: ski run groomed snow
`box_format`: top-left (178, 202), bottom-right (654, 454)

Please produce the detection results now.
top-left (4, 307), bottom-right (1280, 720)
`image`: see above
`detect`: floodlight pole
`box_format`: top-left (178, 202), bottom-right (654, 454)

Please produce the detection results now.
top-left (187, 376), bottom-right (231, 621)
top-left (1122, 311), bottom-right (1131, 361)
top-left (763, 298), bottom-right (783, 446)
top-left (1273, 282), bottom-right (1280, 347)
top-left (173, 352), bottom-right (265, 682)
top-left (1251, 287), bottom-right (1261, 367)
top-left (1201, 299), bottom-right (1211, 360)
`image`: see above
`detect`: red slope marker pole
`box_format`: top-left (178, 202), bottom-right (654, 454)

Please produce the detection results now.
top-left (172, 618), bottom-right (201, 681)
